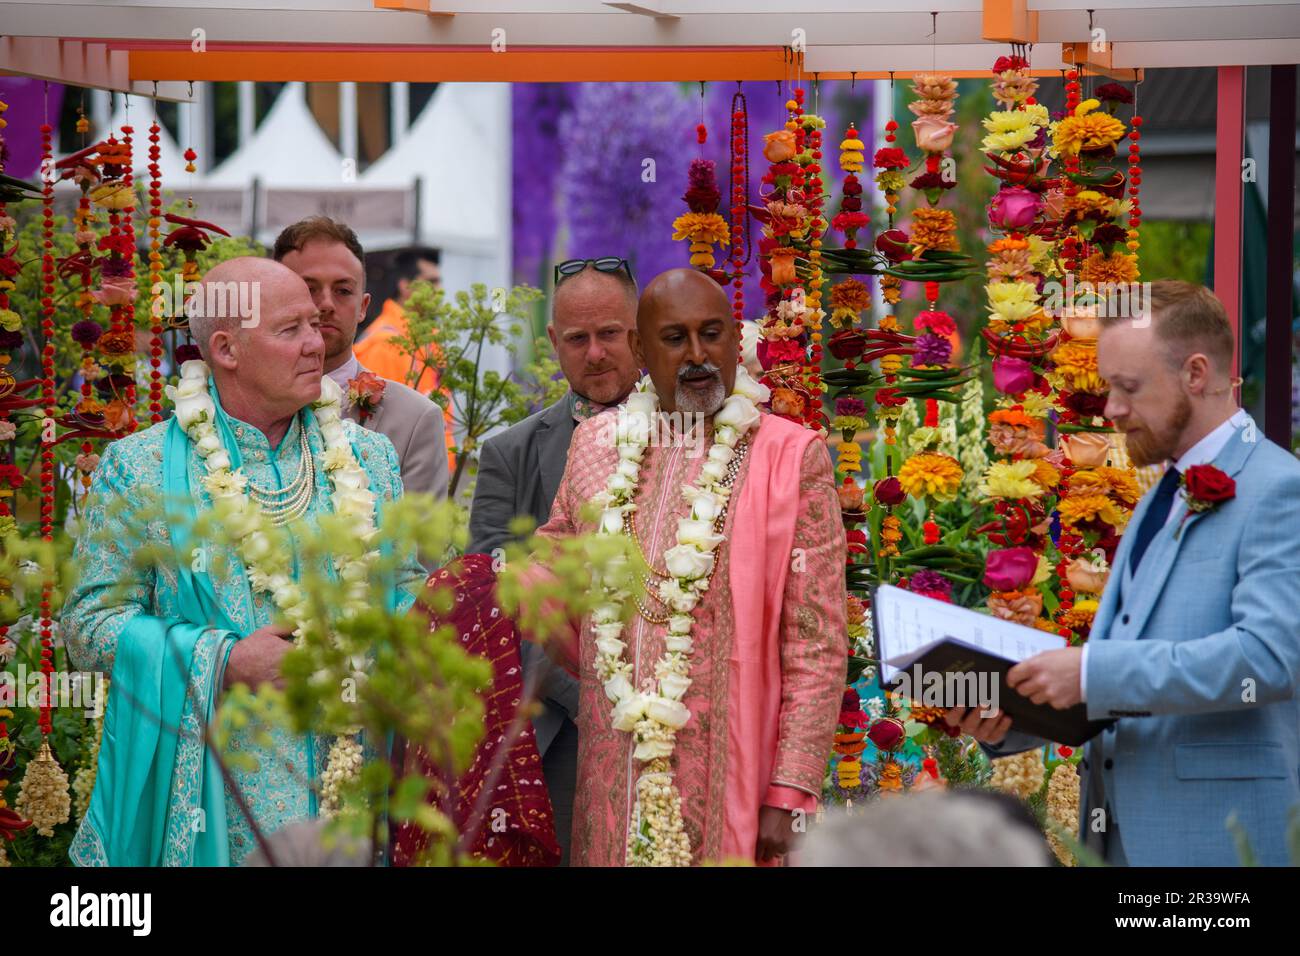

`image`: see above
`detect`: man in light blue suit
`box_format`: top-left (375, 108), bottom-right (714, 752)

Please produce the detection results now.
top-left (950, 280), bottom-right (1300, 866)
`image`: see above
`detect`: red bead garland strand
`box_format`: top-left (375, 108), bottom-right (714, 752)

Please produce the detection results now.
top-left (0, 91), bottom-right (11, 662)
top-left (1062, 70), bottom-right (1084, 275)
top-left (120, 123), bottom-right (138, 431)
top-left (729, 89), bottom-right (749, 346)
top-left (38, 122), bottom-right (56, 737)
top-left (1127, 113), bottom-right (1143, 256)
top-left (148, 118), bottom-right (165, 423)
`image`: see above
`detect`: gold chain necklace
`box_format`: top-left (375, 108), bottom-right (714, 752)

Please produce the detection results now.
top-left (245, 426), bottom-right (316, 526)
top-left (624, 438), bottom-right (751, 625)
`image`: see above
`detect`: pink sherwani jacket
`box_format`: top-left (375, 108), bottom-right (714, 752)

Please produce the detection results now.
top-left (538, 409), bottom-right (848, 865)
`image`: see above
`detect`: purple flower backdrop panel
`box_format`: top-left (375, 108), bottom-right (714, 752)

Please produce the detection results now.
top-left (555, 82), bottom-right (695, 288)
top-left (510, 79), bottom-right (871, 318)
top-left (511, 82), bottom-right (578, 289)
top-left (0, 80), bottom-right (66, 181)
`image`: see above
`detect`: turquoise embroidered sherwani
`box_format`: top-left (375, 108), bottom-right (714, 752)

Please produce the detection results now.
top-left (62, 397), bottom-right (423, 866)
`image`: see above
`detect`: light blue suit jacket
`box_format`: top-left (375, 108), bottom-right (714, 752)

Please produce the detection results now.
top-left (994, 416), bottom-right (1300, 865)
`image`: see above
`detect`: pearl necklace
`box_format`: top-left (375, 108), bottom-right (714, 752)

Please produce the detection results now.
top-left (245, 426), bottom-right (317, 526)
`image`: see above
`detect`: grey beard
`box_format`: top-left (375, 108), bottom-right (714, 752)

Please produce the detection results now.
top-left (674, 377), bottom-right (726, 415)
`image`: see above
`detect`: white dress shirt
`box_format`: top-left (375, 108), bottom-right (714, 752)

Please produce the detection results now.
top-left (1079, 408), bottom-right (1247, 701)
top-left (325, 352), bottom-right (360, 394)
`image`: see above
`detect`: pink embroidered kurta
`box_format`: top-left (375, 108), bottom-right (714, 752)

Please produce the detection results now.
top-left (538, 410), bottom-right (848, 866)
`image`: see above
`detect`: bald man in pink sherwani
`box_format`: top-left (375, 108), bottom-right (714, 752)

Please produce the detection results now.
top-left (537, 269), bottom-right (847, 866)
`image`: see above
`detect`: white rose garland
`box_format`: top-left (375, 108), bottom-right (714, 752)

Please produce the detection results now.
top-left (165, 359), bottom-right (378, 817)
top-left (590, 365), bottom-right (767, 866)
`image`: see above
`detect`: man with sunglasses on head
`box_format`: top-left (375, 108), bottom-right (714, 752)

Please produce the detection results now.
top-left (468, 256), bottom-right (642, 865)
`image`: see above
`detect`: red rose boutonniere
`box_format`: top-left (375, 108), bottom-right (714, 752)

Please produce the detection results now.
top-left (347, 371), bottom-right (387, 424)
top-left (1174, 464), bottom-right (1236, 539)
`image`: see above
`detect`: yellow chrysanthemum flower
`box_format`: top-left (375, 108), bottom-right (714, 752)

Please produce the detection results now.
top-left (979, 460), bottom-right (1044, 500)
top-left (1030, 458), bottom-right (1061, 491)
top-left (981, 110), bottom-right (1037, 155)
top-left (1010, 389), bottom-right (1061, 419)
top-left (1057, 492), bottom-right (1126, 529)
top-left (898, 452), bottom-right (964, 502)
top-left (1033, 553), bottom-right (1053, 586)
top-left (1048, 339), bottom-right (1107, 394)
top-left (983, 127), bottom-right (1039, 155)
top-left (837, 442), bottom-right (863, 473)
top-left (910, 208), bottom-right (959, 256)
top-left (1026, 234), bottom-right (1056, 270)
top-left (1051, 99), bottom-right (1126, 158)
top-left (671, 212), bottom-right (729, 245)
top-left (986, 280), bottom-right (1040, 323)
top-left (1079, 251), bottom-right (1140, 286)
top-left (1094, 465), bottom-right (1141, 505)
top-left (1024, 103), bottom-right (1051, 128)
top-left (907, 426), bottom-right (944, 453)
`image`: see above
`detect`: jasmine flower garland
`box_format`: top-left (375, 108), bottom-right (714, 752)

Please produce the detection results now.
top-left (165, 359), bottom-right (378, 816)
top-left (591, 365), bottom-right (768, 866)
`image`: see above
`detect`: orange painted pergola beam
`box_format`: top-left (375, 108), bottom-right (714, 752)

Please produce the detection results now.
top-left (125, 45), bottom-right (1077, 84)
top-left (1062, 42), bottom-right (1144, 83)
top-left (982, 0), bottom-right (1038, 45)
top-left (128, 47), bottom-right (794, 83)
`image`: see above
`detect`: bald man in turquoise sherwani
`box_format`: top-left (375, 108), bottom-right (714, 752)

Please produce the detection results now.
top-left (62, 258), bottom-right (423, 866)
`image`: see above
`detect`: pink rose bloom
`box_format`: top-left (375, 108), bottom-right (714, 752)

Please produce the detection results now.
top-left (0, 421), bottom-right (15, 441)
top-left (983, 546), bottom-right (1039, 592)
top-left (1061, 431), bottom-right (1111, 467)
top-left (992, 355), bottom-right (1036, 395)
top-left (988, 187), bottom-right (1042, 231)
top-left (1042, 187), bottom-right (1067, 222)
top-left (90, 276), bottom-right (138, 307)
top-left (911, 115), bottom-right (957, 153)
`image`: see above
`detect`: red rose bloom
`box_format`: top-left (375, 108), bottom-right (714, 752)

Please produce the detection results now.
top-left (867, 717), bottom-right (906, 752)
top-left (827, 328), bottom-right (868, 361)
top-left (1183, 464), bottom-right (1236, 505)
top-left (873, 476), bottom-right (907, 507)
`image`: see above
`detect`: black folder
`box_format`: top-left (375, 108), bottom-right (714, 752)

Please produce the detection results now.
top-left (870, 586), bottom-right (1113, 747)
top-left (881, 637), bottom-right (1113, 746)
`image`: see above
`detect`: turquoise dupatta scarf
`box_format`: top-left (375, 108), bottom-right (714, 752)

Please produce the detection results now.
top-left (75, 412), bottom-right (249, 866)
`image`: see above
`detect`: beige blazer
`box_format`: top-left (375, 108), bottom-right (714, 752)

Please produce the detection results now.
top-left (342, 364), bottom-right (450, 500)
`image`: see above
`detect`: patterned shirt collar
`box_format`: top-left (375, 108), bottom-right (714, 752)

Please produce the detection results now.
top-left (569, 390), bottom-right (616, 423)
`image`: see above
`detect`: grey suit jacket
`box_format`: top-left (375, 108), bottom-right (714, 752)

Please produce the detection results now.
top-left (343, 364), bottom-right (450, 501)
top-left (468, 394), bottom-right (578, 754)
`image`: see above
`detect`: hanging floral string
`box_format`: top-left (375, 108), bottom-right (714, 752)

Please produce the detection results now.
top-left (147, 94), bottom-right (166, 423)
top-left (119, 107), bottom-right (138, 431)
top-left (27, 106), bottom-right (74, 840)
top-left (728, 87), bottom-right (750, 343)
top-left (38, 113), bottom-right (58, 741)
top-left (1043, 74), bottom-right (1140, 643)
top-left (971, 53), bottom-right (1061, 633)
top-left (0, 93), bottom-right (20, 857)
